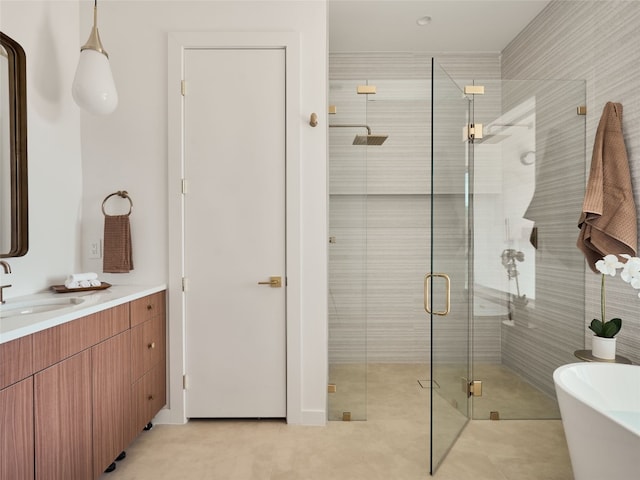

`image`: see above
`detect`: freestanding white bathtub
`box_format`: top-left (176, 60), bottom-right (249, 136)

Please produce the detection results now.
top-left (553, 362), bottom-right (640, 480)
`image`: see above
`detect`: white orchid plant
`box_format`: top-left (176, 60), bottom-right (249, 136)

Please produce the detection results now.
top-left (591, 254), bottom-right (640, 338)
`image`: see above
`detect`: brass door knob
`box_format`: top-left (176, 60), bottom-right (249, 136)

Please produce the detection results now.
top-left (148, 342), bottom-right (155, 349)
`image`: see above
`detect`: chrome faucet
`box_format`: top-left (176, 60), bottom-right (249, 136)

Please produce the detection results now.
top-left (0, 260), bottom-right (12, 304)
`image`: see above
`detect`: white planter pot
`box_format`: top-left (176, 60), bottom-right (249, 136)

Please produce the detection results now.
top-left (592, 335), bottom-right (616, 360)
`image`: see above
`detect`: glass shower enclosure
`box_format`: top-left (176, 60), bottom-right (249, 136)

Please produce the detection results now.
top-left (327, 58), bottom-right (585, 474)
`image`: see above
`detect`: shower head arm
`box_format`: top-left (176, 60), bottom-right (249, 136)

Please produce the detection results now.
top-left (328, 124), bottom-right (372, 135)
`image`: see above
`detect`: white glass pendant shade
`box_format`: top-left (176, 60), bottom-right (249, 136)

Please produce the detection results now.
top-left (72, 48), bottom-right (118, 115)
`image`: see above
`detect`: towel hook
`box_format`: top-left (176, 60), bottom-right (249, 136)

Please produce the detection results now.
top-left (102, 190), bottom-right (133, 216)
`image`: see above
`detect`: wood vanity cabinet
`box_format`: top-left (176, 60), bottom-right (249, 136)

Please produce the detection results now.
top-left (33, 304), bottom-right (131, 480)
top-left (0, 290), bottom-right (166, 480)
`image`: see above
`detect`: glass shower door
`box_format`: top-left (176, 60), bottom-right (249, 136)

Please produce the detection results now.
top-left (429, 59), bottom-right (472, 474)
top-left (327, 79), bottom-right (369, 421)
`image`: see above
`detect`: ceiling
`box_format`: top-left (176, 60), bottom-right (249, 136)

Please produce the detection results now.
top-left (328, 0), bottom-right (551, 53)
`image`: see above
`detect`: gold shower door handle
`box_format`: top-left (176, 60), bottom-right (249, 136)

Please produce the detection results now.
top-left (424, 273), bottom-right (451, 316)
top-left (258, 276), bottom-right (282, 288)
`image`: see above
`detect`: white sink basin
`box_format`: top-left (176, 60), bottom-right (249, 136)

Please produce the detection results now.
top-left (0, 296), bottom-right (86, 319)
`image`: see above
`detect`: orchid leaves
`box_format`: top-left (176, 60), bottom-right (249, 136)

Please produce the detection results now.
top-left (589, 317), bottom-right (622, 338)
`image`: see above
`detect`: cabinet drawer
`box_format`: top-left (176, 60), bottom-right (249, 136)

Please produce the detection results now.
top-left (0, 335), bottom-right (32, 390)
top-left (130, 291), bottom-right (165, 328)
top-left (130, 315), bottom-right (165, 382)
top-left (32, 304), bottom-right (130, 372)
top-left (131, 364), bottom-right (166, 435)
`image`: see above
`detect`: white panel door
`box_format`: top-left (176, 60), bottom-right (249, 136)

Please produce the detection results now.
top-left (184, 48), bottom-right (286, 418)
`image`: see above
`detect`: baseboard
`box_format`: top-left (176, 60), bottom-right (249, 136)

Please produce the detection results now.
top-left (298, 409), bottom-right (326, 426)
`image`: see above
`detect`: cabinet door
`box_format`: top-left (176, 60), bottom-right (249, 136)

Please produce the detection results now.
top-left (0, 377), bottom-right (34, 480)
top-left (35, 350), bottom-right (92, 480)
top-left (92, 331), bottom-right (132, 478)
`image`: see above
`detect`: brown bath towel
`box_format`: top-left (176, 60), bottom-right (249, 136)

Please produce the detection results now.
top-left (577, 102), bottom-right (637, 272)
top-left (103, 214), bottom-right (134, 273)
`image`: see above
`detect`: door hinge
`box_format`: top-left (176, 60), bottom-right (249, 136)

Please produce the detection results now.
top-left (468, 380), bottom-right (483, 397)
top-left (181, 79), bottom-right (186, 96)
top-left (181, 178), bottom-right (187, 194)
top-left (182, 277), bottom-right (188, 292)
top-left (464, 85), bottom-right (485, 95)
top-left (357, 85), bottom-right (376, 94)
top-left (183, 374), bottom-right (188, 390)
top-left (464, 123), bottom-right (483, 141)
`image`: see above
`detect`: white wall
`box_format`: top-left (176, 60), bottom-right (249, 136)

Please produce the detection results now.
top-left (0, 1), bottom-right (82, 298)
top-left (78, 1), bottom-right (328, 424)
top-left (1, 0), bottom-right (328, 424)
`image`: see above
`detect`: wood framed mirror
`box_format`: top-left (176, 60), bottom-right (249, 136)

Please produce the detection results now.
top-left (0, 31), bottom-right (28, 258)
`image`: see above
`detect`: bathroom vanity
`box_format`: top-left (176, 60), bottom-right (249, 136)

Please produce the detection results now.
top-left (0, 286), bottom-right (166, 480)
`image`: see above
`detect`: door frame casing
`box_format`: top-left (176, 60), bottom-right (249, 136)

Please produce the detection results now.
top-left (163, 31), bottom-right (301, 425)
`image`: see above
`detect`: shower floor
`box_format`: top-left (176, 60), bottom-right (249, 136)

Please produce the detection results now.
top-left (328, 362), bottom-right (560, 422)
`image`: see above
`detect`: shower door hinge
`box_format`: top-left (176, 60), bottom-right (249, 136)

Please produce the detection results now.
top-left (464, 85), bottom-right (485, 95)
top-left (183, 374), bottom-right (188, 390)
top-left (182, 277), bottom-right (188, 292)
top-left (181, 80), bottom-right (186, 96)
top-left (181, 178), bottom-right (187, 194)
top-left (465, 123), bottom-right (483, 141)
top-left (357, 85), bottom-right (376, 94)
top-left (468, 380), bottom-right (483, 397)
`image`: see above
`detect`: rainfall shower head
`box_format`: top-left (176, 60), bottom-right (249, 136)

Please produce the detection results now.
top-left (353, 134), bottom-right (389, 146)
top-left (329, 123), bottom-right (389, 146)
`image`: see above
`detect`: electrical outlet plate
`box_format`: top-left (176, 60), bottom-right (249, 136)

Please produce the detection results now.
top-left (88, 239), bottom-right (102, 259)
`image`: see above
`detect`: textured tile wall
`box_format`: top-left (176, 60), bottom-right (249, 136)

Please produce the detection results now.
top-left (502, 0), bottom-right (640, 367)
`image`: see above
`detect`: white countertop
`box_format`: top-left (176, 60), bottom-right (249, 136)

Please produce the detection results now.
top-left (0, 284), bottom-right (166, 345)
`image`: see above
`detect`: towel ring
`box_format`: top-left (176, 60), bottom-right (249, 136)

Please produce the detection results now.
top-left (102, 190), bottom-right (133, 216)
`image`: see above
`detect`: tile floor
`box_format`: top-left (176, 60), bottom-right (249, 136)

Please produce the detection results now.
top-left (101, 363), bottom-right (573, 480)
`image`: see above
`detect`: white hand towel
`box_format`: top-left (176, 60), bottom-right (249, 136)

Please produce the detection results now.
top-left (89, 279), bottom-right (101, 287)
top-left (67, 272), bottom-right (98, 283)
top-left (64, 272), bottom-right (99, 289)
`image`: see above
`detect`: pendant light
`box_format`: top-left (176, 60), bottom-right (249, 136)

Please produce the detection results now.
top-left (72, 0), bottom-right (118, 115)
